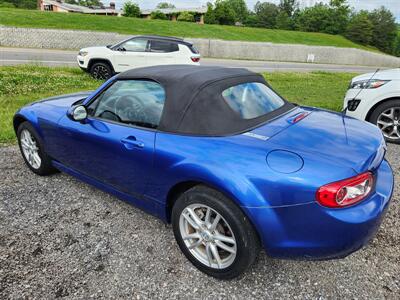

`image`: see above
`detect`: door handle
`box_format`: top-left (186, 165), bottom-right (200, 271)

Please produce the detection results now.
top-left (121, 136), bottom-right (144, 149)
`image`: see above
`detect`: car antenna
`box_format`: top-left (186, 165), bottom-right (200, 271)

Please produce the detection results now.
top-left (342, 68), bottom-right (380, 114)
top-left (341, 68), bottom-right (380, 144)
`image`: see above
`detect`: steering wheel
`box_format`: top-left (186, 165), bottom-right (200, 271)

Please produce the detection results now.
top-left (98, 110), bottom-right (122, 122)
top-left (115, 95), bottom-right (148, 124)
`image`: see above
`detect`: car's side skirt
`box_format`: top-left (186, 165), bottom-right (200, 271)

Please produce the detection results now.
top-left (52, 160), bottom-right (167, 221)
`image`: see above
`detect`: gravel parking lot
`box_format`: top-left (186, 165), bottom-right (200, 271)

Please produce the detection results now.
top-left (0, 144), bottom-right (399, 299)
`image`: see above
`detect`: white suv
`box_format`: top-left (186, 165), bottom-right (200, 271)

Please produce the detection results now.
top-left (344, 68), bottom-right (400, 144)
top-left (77, 35), bottom-right (201, 80)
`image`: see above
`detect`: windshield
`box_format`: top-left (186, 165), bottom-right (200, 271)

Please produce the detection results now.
top-left (222, 82), bottom-right (285, 119)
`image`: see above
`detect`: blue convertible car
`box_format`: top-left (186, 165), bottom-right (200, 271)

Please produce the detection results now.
top-left (14, 65), bottom-right (393, 279)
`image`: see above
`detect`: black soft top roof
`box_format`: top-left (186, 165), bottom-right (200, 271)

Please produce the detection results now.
top-left (117, 65), bottom-right (294, 136)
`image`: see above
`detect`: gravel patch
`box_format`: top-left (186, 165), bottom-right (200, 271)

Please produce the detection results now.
top-left (0, 144), bottom-right (399, 299)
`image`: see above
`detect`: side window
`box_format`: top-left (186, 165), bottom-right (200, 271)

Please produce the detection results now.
top-left (87, 80), bottom-right (166, 129)
top-left (119, 39), bottom-right (148, 52)
top-left (150, 40), bottom-right (179, 53)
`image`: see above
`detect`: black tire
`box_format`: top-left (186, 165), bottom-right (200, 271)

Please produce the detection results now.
top-left (172, 185), bottom-right (260, 279)
top-left (17, 122), bottom-right (58, 176)
top-left (90, 62), bottom-right (113, 80)
top-left (369, 99), bottom-right (400, 144)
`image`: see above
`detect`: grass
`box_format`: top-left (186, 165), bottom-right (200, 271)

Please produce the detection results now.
top-left (0, 65), bottom-right (100, 143)
top-left (264, 71), bottom-right (354, 111)
top-left (0, 8), bottom-right (378, 52)
top-left (0, 65), bottom-right (356, 144)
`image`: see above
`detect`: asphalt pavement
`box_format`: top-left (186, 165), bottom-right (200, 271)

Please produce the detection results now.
top-left (0, 47), bottom-right (384, 73)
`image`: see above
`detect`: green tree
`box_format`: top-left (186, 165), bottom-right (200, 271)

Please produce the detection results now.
top-left (279, 0), bottom-right (298, 17)
top-left (254, 1), bottom-right (280, 28)
top-left (1, 0), bottom-right (36, 9)
top-left (294, 3), bottom-right (336, 34)
top-left (294, 0), bottom-right (350, 34)
top-left (151, 10), bottom-right (168, 20)
top-left (345, 11), bottom-right (373, 45)
top-left (243, 13), bottom-right (260, 27)
top-left (177, 11), bottom-right (195, 22)
top-left (205, 0), bottom-right (236, 25)
top-left (156, 2), bottom-right (175, 9)
top-left (276, 11), bottom-right (293, 30)
top-left (368, 7), bottom-right (398, 53)
top-left (204, 2), bottom-right (218, 24)
top-left (393, 33), bottom-right (400, 57)
top-left (123, 1), bottom-right (141, 18)
top-left (329, 0), bottom-right (350, 34)
top-left (225, 0), bottom-right (248, 23)
top-left (215, 0), bottom-right (236, 25)
top-left (0, 1), bottom-right (15, 7)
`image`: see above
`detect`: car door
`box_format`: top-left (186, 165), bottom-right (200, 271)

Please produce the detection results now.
top-left (113, 38), bottom-right (149, 72)
top-left (54, 79), bottom-right (166, 197)
top-left (146, 39), bottom-right (179, 66)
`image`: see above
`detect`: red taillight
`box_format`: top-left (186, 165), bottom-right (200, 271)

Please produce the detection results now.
top-left (316, 172), bottom-right (374, 208)
top-left (191, 56), bottom-right (200, 63)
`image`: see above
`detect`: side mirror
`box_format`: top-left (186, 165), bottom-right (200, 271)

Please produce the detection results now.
top-left (68, 105), bottom-right (87, 122)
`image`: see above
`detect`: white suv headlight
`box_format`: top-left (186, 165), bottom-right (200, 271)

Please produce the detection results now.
top-left (78, 51), bottom-right (89, 57)
top-left (349, 79), bottom-right (390, 89)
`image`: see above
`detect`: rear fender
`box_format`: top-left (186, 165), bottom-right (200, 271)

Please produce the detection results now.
top-left (365, 96), bottom-right (400, 121)
top-left (153, 161), bottom-right (268, 210)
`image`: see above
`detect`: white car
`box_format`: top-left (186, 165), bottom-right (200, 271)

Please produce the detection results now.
top-left (344, 68), bottom-right (400, 144)
top-left (77, 35), bottom-right (201, 80)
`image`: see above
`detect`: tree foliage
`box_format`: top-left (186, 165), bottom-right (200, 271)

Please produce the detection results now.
top-left (204, 2), bottom-right (218, 24)
top-left (368, 6), bottom-right (398, 53)
top-left (254, 1), bottom-right (280, 28)
top-left (276, 11), bottom-right (293, 30)
top-left (0, 0), bottom-right (36, 9)
top-left (150, 10), bottom-right (168, 20)
top-left (204, 1), bottom-right (235, 25)
top-left (279, 0), bottom-right (298, 17)
top-left (156, 2), bottom-right (175, 9)
top-left (225, 0), bottom-right (248, 23)
top-left (177, 11), bottom-right (195, 22)
top-left (122, 1), bottom-right (140, 18)
top-left (345, 11), bottom-right (373, 45)
top-left (329, 0), bottom-right (350, 34)
top-left (294, 1), bottom-right (349, 34)
top-left (393, 33), bottom-right (400, 57)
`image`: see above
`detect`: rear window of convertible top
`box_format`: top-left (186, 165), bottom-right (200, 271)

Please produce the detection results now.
top-left (222, 82), bottom-right (285, 119)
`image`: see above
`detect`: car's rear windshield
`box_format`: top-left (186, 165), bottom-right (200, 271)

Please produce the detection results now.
top-left (222, 82), bottom-right (285, 119)
top-left (187, 44), bottom-right (199, 54)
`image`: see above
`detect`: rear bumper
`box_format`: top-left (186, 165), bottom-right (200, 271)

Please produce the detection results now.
top-left (245, 159), bottom-right (394, 260)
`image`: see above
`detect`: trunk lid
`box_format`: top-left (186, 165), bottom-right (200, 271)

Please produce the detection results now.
top-left (250, 107), bottom-right (386, 173)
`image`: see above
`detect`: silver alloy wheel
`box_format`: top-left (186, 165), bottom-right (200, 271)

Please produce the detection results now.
top-left (377, 107), bottom-right (400, 140)
top-left (179, 204), bottom-right (237, 269)
top-left (20, 129), bottom-right (41, 169)
top-left (92, 65), bottom-right (110, 80)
